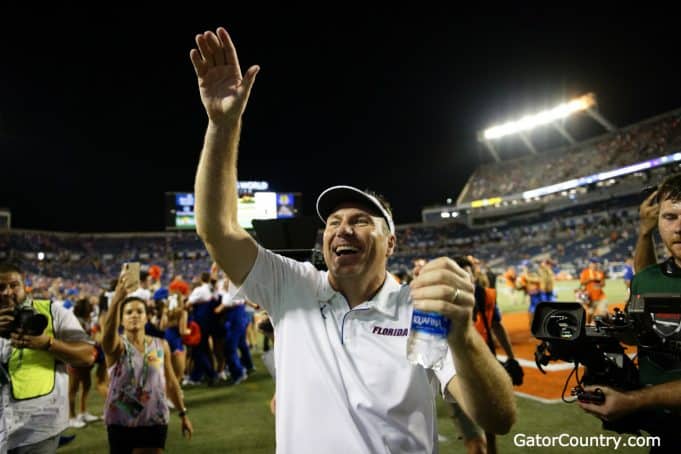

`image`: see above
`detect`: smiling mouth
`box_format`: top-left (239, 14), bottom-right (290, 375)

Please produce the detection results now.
top-left (334, 245), bottom-right (361, 257)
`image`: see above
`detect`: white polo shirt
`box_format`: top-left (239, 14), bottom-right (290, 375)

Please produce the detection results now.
top-left (240, 246), bottom-right (456, 454)
top-left (187, 283), bottom-right (213, 305)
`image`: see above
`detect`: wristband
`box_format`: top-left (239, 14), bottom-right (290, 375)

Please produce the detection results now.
top-left (178, 408), bottom-right (188, 417)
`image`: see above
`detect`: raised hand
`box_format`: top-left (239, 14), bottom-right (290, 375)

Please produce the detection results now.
top-left (639, 189), bottom-right (660, 236)
top-left (190, 28), bottom-right (259, 123)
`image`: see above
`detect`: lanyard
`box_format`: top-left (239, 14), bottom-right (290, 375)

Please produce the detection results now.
top-left (125, 336), bottom-right (149, 391)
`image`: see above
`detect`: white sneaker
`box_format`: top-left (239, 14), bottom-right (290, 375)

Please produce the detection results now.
top-left (234, 370), bottom-right (248, 385)
top-left (181, 378), bottom-right (200, 387)
top-left (217, 371), bottom-right (228, 381)
top-left (78, 412), bottom-right (100, 423)
top-left (68, 417), bottom-right (86, 429)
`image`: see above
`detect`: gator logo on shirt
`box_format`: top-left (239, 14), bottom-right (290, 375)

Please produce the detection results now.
top-left (372, 326), bottom-right (408, 336)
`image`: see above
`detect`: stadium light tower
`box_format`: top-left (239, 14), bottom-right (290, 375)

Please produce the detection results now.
top-left (477, 93), bottom-right (616, 162)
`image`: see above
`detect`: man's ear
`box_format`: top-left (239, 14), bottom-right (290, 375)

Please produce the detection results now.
top-left (386, 234), bottom-right (396, 257)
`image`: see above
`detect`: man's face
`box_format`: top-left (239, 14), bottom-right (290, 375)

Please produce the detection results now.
top-left (658, 198), bottom-right (681, 262)
top-left (412, 259), bottom-right (427, 277)
top-left (0, 272), bottom-right (26, 309)
top-left (322, 203), bottom-right (395, 280)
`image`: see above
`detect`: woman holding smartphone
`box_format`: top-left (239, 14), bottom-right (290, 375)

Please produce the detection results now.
top-left (102, 271), bottom-right (193, 453)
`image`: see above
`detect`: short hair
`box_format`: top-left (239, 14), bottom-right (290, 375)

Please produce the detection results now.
top-left (74, 298), bottom-right (92, 319)
top-left (119, 296), bottom-right (148, 324)
top-left (200, 272), bottom-right (211, 283)
top-left (657, 173), bottom-right (681, 203)
top-left (140, 270), bottom-right (149, 282)
top-left (0, 262), bottom-right (23, 275)
top-left (365, 189), bottom-right (393, 234)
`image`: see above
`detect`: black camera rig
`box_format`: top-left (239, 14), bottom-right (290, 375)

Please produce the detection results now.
top-left (532, 296), bottom-right (681, 435)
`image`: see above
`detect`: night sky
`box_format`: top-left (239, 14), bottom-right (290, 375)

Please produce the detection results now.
top-left (2, 8), bottom-right (680, 232)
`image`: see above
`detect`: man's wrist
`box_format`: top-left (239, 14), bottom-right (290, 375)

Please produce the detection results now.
top-left (447, 318), bottom-right (475, 347)
top-left (178, 408), bottom-right (188, 418)
top-left (639, 229), bottom-right (654, 238)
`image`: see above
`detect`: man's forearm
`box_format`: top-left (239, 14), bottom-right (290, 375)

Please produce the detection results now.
top-left (447, 324), bottom-right (516, 434)
top-left (50, 339), bottom-right (94, 367)
top-left (634, 232), bottom-right (657, 272)
top-left (630, 380), bottom-right (681, 411)
top-left (194, 120), bottom-right (241, 241)
top-left (194, 120), bottom-right (258, 285)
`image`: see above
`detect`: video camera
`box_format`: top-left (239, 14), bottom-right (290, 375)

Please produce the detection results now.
top-left (0, 301), bottom-right (48, 339)
top-left (532, 296), bottom-right (681, 435)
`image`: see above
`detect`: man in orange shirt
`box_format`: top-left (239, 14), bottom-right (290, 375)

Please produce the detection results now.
top-left (580, 257), bottom-right (607, 323)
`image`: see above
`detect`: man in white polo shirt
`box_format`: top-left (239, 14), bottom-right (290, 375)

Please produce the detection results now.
top-left (190, 27), bottom-right (516, 453)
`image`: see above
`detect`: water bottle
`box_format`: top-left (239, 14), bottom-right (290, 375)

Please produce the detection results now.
top-left (407, 309), bottom-right (451, 370)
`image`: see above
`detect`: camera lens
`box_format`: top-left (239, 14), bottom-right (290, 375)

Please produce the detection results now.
top-left (545, 311), bottom-right (579, 340)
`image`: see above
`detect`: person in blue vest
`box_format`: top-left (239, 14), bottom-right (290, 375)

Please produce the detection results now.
top-left (0, 262), bottom-right (94, 454)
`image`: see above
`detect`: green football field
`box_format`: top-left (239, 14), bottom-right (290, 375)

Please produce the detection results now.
top-left (61, 279), bottom-right (654, 453)
top-left (496, 278), bottom-right (629, 313)
top-left (60, 358), bottom-right (651, 453)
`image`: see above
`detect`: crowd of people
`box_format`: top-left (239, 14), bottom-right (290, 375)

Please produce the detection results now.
top-left (463, 111), bottom-right (681, 202)
top-left (0, 198), bottom-right (645, 298)
top-left (3, 25), bottom-right (681, 453)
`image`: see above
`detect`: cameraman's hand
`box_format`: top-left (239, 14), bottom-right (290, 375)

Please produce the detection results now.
top-left (0, 307), bottom-right (14, 334)
top-left (578, 386), bottom-right (636, 421)
top-left (10, 330), bottom-right (50, 350)
top-left (639, 190), bottom-right (660, 236)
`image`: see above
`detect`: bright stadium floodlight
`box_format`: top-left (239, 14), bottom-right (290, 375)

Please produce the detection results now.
top-left (483, 93), bottom-right (596, 140)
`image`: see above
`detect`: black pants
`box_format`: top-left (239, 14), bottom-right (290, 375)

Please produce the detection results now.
top-left (107, 424), bottom-right (168, 454)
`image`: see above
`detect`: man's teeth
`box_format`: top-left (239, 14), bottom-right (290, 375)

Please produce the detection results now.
top-left (335, 246), bottom-right (359, 255)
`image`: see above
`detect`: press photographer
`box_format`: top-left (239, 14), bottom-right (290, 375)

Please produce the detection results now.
top-left (0, 262), bottom-right (94, 454)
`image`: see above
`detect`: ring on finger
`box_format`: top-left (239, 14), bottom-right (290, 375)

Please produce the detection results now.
top-left (452, 288), bottom-right (460, 303)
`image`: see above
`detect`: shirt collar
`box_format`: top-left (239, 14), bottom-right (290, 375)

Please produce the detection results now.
top-left (319, 271), bottom-right (403, 318)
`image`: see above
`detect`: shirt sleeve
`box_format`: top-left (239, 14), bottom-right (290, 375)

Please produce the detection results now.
top-left (237, 245), bottom-right (321, 323)
top-left (51, 304), bottom-right (92, 344)
top-left (188, 286), bottom-right (211, 304)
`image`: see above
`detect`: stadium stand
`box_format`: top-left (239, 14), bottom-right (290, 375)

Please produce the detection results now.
top-left (460, 109), bottom-right (681, 203)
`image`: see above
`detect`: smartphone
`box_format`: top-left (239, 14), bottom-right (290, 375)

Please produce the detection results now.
top-left (122, 262), bottom-right (141, 292)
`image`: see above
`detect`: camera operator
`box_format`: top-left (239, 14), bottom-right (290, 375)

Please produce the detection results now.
top-left (0, 263), bottom-right (94, 454)
top-left (579, 174), bottom-right (681, 451)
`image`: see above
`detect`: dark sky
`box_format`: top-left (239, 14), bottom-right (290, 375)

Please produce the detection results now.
top-left (2, 8), bottom-right (680, 232)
